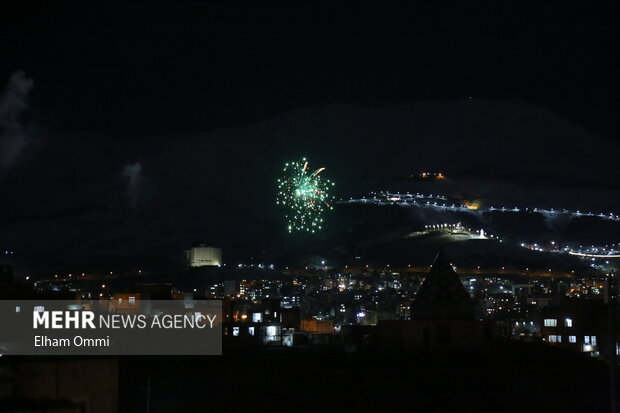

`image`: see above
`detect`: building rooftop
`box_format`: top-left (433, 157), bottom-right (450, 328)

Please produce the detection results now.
top-left (412, 251), bottom-right (475, 320)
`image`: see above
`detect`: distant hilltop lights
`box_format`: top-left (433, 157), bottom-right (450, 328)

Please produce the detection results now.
top-left (341, 190), bottom-right (620, 223)
top-left (568, 251), bottom-right (620, 259)
top-left (410, 172), bottom-right (446, 180)
top-left (424, 223), bottom-right (463, 231)
top-left (422, 223), bottom-right (498, 241)
top-left (515, 242), bottom-right (620, 268)
top-left (342, 190), bottom-right (618, 271)
top-left (565, 243), bottom-right (620, 259)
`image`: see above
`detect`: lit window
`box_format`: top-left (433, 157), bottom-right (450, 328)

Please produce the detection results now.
top-left (548, 335), bottom-right (562, 343)
top-left (544, 319), bottom-right (557, 327)
top-left (232, 327), bottom-right (239, 337)
top-left (569, 336), bottom-right (576, 343)
top-left (129, 296), bottom-right (136, 304)
top-left (252, 313), bottom-right (262, 322)
top-left (118, 298), bottom-right (123, 304)
top-left (248, 327), bottom-right (255, 336)
top-left (565, 318), bottom-right (573, 327)
top-left (591, 336), bottom-right (597, 346)
top-left (584, 336), bottom-right (590, 344)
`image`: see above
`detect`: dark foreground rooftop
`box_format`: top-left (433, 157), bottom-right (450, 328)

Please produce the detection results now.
top-left (3, 341), bottom-right (614, 413)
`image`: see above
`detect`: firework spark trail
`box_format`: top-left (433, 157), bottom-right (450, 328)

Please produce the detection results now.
top-left (277, 158), bottom-right (335, 233)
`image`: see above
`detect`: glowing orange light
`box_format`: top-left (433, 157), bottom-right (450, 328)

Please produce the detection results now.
top-left (464, 201), bottom-right (481, 210)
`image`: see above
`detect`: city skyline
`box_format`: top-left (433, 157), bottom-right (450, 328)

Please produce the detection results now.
top-left (0, 2), bottom-right (619, 412)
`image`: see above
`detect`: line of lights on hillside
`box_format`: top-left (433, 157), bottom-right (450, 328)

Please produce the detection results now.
top-left (341, 191), bottom-right (620, 222)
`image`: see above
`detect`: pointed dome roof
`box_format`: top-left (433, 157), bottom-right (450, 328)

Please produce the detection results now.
top-left (412, 251), bottom-right (475, 320)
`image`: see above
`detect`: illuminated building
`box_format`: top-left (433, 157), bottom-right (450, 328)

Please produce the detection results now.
top-left (540, 300), bottom-right (617, 358)
top-left (185, 243), bottom-right (222, 267)
top-left (109, 293), bottom-right (141, 314)
top-left (301, 319), bottom-right (334, 334)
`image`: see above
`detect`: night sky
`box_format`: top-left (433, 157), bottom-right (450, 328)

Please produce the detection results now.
top-left (1, 2), bottom-right (619, 270)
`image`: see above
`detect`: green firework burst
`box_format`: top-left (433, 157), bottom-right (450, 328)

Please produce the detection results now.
top-left (276, 158), bottom-right (334, 233)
